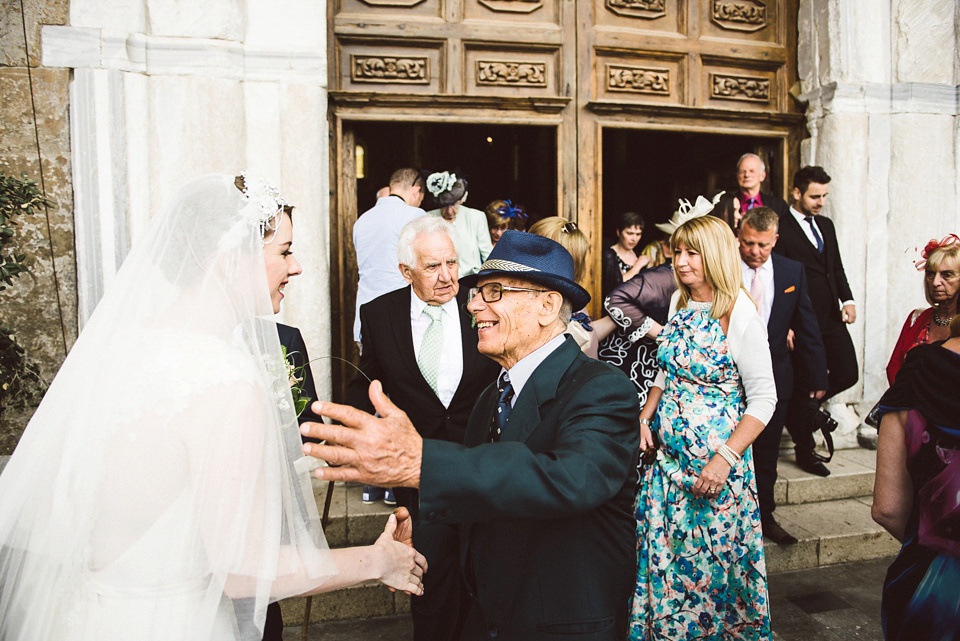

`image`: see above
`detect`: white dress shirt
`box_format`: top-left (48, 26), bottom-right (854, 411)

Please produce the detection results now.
top-left (741, 258), bottom-right (775, 325)
top-left (410, 292), bottom-right (463, 408)
top-left (353, 195), bottom-right (425, 340)
top-left (789, 206), bottom-right (824, 250)
top-left (502, 333), bottom-right (566, 408)
top-left (788, 206), bottom-right (854, 309)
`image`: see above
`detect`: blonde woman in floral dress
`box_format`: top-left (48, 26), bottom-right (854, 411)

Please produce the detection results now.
top-left (630, 215), bottom-right (776, 640)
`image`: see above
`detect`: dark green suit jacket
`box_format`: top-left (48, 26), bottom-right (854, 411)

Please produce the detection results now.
top-left (419, 337), bottom-right (640, 640)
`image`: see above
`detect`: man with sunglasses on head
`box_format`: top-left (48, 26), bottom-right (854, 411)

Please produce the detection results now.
top-left (303, 230), bottom-right (640, 641)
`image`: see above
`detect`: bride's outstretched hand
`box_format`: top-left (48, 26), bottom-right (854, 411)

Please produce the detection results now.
top-left (375, 513), bottom-right (427, 595)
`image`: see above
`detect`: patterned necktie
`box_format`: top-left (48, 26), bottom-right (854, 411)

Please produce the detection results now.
top-left (417, 305), bottom-right (443, 394)
top-left (805, 215), bottom-right (824, 252)
top-left (750, 268), bottom-right (764, 312)
top-left (490, 371), bottom-right (514, 442)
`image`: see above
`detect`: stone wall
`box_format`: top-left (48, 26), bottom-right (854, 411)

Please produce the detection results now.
top-left (797, 0), bottom-right (960, 414)
top-left (0, 0), bottom-right (77, 454)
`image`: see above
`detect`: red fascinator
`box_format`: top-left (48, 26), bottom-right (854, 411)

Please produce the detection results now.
top-left (916, 234), bottom-right (960, 270)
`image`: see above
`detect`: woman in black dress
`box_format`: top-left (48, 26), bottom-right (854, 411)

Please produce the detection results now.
top-left (602, 211), bottom-right (649, 301)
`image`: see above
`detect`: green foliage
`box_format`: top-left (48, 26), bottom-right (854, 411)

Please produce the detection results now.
top-left (0, 172), bottom-right (49, 290)
top-left (0, 325), bottom-right (45, 411)
top-left (281, 345), bottom-right (311, 417)
top-left (0, 172), bottom-right (50, 411)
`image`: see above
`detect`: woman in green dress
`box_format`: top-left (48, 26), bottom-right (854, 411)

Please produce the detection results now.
top-left (630, 215), bottom-right (776, 640)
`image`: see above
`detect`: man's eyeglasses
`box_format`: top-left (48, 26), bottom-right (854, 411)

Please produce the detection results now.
top-left (468, 283), bottom-right (547, 303)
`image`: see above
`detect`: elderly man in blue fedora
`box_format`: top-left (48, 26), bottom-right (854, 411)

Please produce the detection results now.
top-left (302, 231), bottom-right (640, 640)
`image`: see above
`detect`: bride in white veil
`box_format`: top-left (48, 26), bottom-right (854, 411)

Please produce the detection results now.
top-left (0, 174), bottom-right (425, 641)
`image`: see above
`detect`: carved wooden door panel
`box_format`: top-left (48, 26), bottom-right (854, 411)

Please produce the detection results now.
top-left (581, 0), bottom-right (796, 114)
top-left (331, 0), bottom-right (575, 106)
top-left (575, 0), bottom-right (800, 307)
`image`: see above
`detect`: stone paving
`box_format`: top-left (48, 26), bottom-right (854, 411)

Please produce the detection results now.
top-left (284, 556), bottom-right (894, 641)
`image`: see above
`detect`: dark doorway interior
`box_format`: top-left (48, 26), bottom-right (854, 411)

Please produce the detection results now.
top-left (601, 129), bottom-right (785, 246)
top-left (352, 122), bottom-right (557, 222)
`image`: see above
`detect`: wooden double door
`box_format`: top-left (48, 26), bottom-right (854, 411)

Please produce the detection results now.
top-left (329, 0), bottom-right (803, 396)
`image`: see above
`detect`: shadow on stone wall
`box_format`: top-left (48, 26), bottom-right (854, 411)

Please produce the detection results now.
top-left (1, 0), bottom-right (76, 455)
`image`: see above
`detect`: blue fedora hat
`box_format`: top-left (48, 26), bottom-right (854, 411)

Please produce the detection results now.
top-left (462, 230), bottom-right (590, 310)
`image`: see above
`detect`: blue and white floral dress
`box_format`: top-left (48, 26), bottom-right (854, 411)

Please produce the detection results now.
top-left (630, 294), bottom-right (773, 641)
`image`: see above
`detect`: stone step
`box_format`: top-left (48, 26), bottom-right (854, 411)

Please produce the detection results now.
top-left (763, 495), bottom-right (900, 574)
top-left (315, 447), bottom-right (882, 553)
top-left (282, 495), bottom-right (901, 626)
top-left (311, 479), bottom-right (395, 549)
top-left (773, 448), bottom-right (877, 506)
top-left (279, 581), bottom-right (409, 628)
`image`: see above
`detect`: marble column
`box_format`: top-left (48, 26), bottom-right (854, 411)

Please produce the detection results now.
top-left (796, 0), bottom-right (960, 446)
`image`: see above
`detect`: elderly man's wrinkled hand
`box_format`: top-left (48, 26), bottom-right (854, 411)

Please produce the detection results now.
top-left (300, 381), bottom-right (423, 489)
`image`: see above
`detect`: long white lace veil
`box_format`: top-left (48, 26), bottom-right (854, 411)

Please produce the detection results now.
top-left (0, 174), bottom-right (336, 641)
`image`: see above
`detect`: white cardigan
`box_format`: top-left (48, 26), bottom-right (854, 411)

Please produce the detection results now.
top-left (652, 289), bottom-right (777, 425)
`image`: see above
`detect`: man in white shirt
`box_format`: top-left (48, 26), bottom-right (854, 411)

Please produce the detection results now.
top-left (739, 207), bottom-right (828, 545)
top-left (353, 167), bottom-right (425, 342)
top-left (345, 216), bottom-right (498, 641)
top-left (773, 166), bottom-right (859, 474)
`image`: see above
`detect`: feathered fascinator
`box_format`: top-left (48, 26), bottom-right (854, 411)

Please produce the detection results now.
top-left (495, 200), bottom-right (526, 220)
top-left (915, 234), bottom-right (960, 270)
top-left (655, 192), bottom-right (724, 235)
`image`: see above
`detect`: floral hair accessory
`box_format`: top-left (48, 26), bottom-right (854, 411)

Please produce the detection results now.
top-left (220, 172), bottom-right (289, 250)
top-left (915, 234), bottom-right (960, 270)
top-left (655, 192), bottom-right (723, 235)
top-left (238, 172), bottom-right (288, 243)
top-left (495, 200), bottom-right (527, 220)
top-left (426, 172), bottom-right (457, 198)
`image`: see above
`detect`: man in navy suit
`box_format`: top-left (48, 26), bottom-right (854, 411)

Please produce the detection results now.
top-left (739, 207), bottom-right (828, 544)
top-left (346, 215), bottom-right (498, 641)
top-left (773, 166), bottom-right (858, 476)
top-left (305, 231), bottom-right (640, 641)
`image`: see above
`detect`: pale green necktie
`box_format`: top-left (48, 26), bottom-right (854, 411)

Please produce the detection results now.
top-left (418, 305), bottom-right (443, 394)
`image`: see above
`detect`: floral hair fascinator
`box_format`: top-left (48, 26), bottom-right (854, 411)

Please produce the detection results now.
top-left (655, 192), bottom-right (723, 235)
top-left (914, 234), bottom-right (960, 270)
top-left (495, 200), bottom-right (527, 220)
top-left (236, 172), bottom-right (288, 245)
top-left (220, 172), bottom-right (288, 250)
top-left (426, 171), bottom-right (458, 198)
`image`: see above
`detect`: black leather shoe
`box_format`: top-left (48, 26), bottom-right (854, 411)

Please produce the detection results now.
top-left (795, 451), bottom-right (831, 477)
top-left (761, 518), bottom-right (799, 545)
